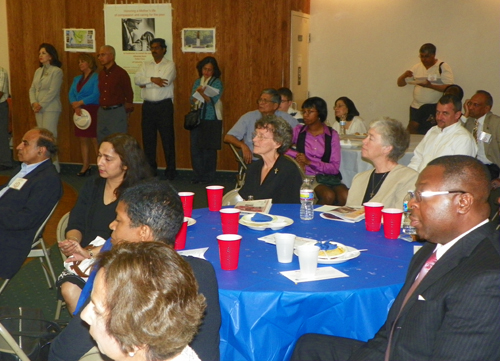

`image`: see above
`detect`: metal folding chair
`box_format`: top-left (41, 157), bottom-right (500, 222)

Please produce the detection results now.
top-left (229, 144), bottom-right (247, 189)
top-left (0, 321), bottom-right (30, 361)
top-left (54, 212), bottom-right (70, 320)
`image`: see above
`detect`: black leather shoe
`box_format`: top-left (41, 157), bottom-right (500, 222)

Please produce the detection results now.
top-left (77, 167), bottom-right (92, 177)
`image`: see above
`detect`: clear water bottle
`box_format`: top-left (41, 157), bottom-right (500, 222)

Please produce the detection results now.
top-left (300, 178), bottom-right (314, 220)
top-left (402, 191), bottom-right (416, 234)
top-left (339, 119), bottom-right (346, 136)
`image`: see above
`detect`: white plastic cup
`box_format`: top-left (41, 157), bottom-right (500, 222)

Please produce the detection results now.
top-left (296, 245), bottom-right (320, 278)
top-left (274, 233), bottom-right (296, 263)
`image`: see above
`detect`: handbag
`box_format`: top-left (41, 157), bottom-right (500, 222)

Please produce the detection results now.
top-left (184, 107), bottom-right (201, 130)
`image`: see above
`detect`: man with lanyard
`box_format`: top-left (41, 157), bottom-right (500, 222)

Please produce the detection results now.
top-left (397, 43), bottom-right (454, 135)
top-left (463, 90), bottom-right (500, 219)
top-left (0, 127), bottom-right (62, 280)
top-left (134, 38), bottom-right (177, 179)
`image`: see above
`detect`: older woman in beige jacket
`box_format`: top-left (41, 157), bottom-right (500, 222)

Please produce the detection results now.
top-left (346, 117), bottom-right (418, 209)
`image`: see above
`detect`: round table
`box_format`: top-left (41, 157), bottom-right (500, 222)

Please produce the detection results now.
top-left (186, 204), bottom-right (417, 361)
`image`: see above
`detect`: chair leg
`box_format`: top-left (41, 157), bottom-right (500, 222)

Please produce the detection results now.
top-left (0, 279), bottom-right (10, 295)
top-left (55, 299), bottom-right (66, 320)
top-left (40, 240), bottom-right (57, 285)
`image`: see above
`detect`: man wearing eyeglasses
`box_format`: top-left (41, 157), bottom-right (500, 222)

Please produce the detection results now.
top-left (291, 155), bottom-right (500, 361)
top-left (463, 91), bottom-right (500, 219)
top-left (407, 94), bottom-right (477, 173)
top-left (397, 43), bottom-right (454, 135)
top-left (224, 88), bottom-right (299, 163)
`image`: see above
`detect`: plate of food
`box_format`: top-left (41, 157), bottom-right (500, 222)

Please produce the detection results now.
top-left (240, 214), bottom-right (293, 231)
top-left (294, 241), bottom-right (362, 264)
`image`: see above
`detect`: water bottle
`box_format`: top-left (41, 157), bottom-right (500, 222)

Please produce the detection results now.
top-left (300, 178), bottom-right (314, 220)
top-left (402, 191), bottom-right (416, 235)
top-left (339, 119), bottom-right (346, 136)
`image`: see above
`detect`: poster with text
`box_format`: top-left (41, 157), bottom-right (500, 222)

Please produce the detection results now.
top-left (104, 3), bottom-right (173, 103)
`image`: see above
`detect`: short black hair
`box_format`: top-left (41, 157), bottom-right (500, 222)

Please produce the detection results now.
top-left (277, 88), bottom-right (293, 101)
top-left (419, 43), bottom-right (436, 54)
top-left (120, 180), bottom-right (184, 246)
top-left (443, 84), bottom-right (464, 101)
top-left (302, 97), bottom-right (328, 123)
top-left (150, 38), bottom-right (167, 49)
top-left (475, 90), bottom-right (493, 107)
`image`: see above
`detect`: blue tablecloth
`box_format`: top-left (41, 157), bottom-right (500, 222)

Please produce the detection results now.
top-left (186, 204), bottom-right (416, 361)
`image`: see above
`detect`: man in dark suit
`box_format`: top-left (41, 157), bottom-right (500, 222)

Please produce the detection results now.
top-left (463, 90), bottom-right (500, 218)
top-left (291, 155), bottom-right (500, 361)
top-left (0, 127), bottom-right (62, 279)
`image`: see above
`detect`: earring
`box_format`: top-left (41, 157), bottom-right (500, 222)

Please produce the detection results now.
top-left (128, 352), bottom-right (135, 357)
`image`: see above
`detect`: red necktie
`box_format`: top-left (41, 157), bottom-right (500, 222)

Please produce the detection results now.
top-left (384, 252), bottom-right (438, 361)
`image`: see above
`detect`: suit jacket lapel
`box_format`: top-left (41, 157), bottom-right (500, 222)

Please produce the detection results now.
top-left (400, 222), bottom-right (496, 313)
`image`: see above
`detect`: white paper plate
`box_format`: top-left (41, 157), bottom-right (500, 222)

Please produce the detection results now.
top-left (294, 242), bottom-right (360, 264)
top-left (240, 215), bottom-right (293, 231)
top-left (186, 217), bottom-right (196, 226)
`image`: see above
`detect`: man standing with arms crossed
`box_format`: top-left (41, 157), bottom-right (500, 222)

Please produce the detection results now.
top-left (135, 38), bottom-right (177, 179)
top-left (96, 45), bottom-right (134, 142)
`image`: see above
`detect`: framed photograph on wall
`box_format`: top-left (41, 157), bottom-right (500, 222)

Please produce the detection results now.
top-left (182, 28), bottom-right (216, 53)
top-left (64, 29), bottom-right (96, 52)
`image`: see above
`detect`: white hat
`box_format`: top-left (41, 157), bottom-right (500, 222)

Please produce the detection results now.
top-left (73, 109), bottom-right (91, 130)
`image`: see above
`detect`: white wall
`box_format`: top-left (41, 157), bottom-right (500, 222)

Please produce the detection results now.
top-left (309, 0), bottom-right (500, 126)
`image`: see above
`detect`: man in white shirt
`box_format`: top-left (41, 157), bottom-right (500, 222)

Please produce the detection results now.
top-left (407, 95), bottom-right (477, 173)
top-left (463, 90), bottom-right (500, 218)
top-left (397, 43), bottom-right (454, 135)
top-left (0, 67), bottom-right (12, 170)
top-left (135, 38), bottom-right (177, 180)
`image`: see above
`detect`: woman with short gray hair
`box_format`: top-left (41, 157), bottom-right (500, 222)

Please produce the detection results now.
top-left (346, 117), bottom-right (418, 209)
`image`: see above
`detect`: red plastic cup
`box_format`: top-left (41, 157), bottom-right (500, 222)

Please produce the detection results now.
top-left (220, 208), bottom-right (240, 234)
top-left (363, 202), bottom-right (384, 232)
top-left (174, 217), bottom-right (188, 250)
top-left (217, 234), bottom-right (242, 271)
top-left (206, 186), bottom-right (224, 211)
top-left (382, 208), bottom-right (403, 239)
top-left (179, 192), bottom-right (195, 217)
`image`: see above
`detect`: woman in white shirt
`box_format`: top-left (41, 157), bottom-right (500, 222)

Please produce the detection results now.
top-left (326, 96), bottom-right (367, 135)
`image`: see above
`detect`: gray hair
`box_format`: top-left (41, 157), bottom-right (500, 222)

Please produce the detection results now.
top-left (369, 117), bottom-right (410, 162)
top-left (101, 45), bottom-right (115, 58)
top-left (255, 115), bottom-right (293, 154)
top-left (261, 88), bottom-right (281, 104)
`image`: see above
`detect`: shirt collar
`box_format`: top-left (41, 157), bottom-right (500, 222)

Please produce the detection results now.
top-left (434, 219), bottom-right (489, 260)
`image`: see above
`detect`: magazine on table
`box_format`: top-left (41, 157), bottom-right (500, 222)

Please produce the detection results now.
top-left (315, 205), bottom-right (365, 223)
top-left (234, 199), bottom-right (272, 214)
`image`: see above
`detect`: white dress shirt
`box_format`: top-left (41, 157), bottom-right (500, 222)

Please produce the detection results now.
top-left (134, 56), bottom-right (176, 102)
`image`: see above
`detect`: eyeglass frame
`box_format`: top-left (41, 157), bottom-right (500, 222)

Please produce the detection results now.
top-left (410, 190), bottom-right (466, 202)
top-left (252, 131), bottom-right (274, 141)
top-left (257, 98), bottom-right (278, 105)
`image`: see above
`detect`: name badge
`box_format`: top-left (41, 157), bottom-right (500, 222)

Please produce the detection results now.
top-left (478, 131), bottom-right (492, 144)
top-left (9, 178), bottom-right (27, 190)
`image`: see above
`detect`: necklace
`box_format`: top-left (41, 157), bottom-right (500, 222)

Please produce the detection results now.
top-left (369, 170), bottom-right (389, 198)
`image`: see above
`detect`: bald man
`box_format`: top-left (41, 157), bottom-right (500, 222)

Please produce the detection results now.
top-left (292, 155), bottom-right (500, 361)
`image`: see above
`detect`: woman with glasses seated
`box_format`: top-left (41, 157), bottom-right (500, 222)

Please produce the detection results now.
top-left (287, 97), bottom-right (348, 205)
top-left (238, 115), bottom-right (302, 203)
top-left (326, 96), bottom-right (367, 135)
top-left (345, 117), bottom-right (418, 209)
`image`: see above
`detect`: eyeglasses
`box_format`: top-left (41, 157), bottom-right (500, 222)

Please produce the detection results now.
top-left (281, 98), bottom-right (291, 103)
top-left (252, 131), bottom-right (274, 141)
top-left (257, 98), bottom-right (276, 105)
top-left (410, 190), bottom-right (466, 202)
top-left (302, 109), bottom-right (318, 116)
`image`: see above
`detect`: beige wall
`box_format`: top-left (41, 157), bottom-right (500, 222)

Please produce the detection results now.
top-left (0, 0), bottom-right (9, 77)
top-left (309, 0), bottom-right (500, 126)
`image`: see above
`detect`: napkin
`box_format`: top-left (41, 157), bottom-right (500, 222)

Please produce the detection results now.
top-left (315, 241), bottom-right (337, 251)
top-left (177, 247), bottom-right (208, 260)
top-left (281, 267), bottom-right (349, 283)
top-left (251, 213), bottom-right (274, 222)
